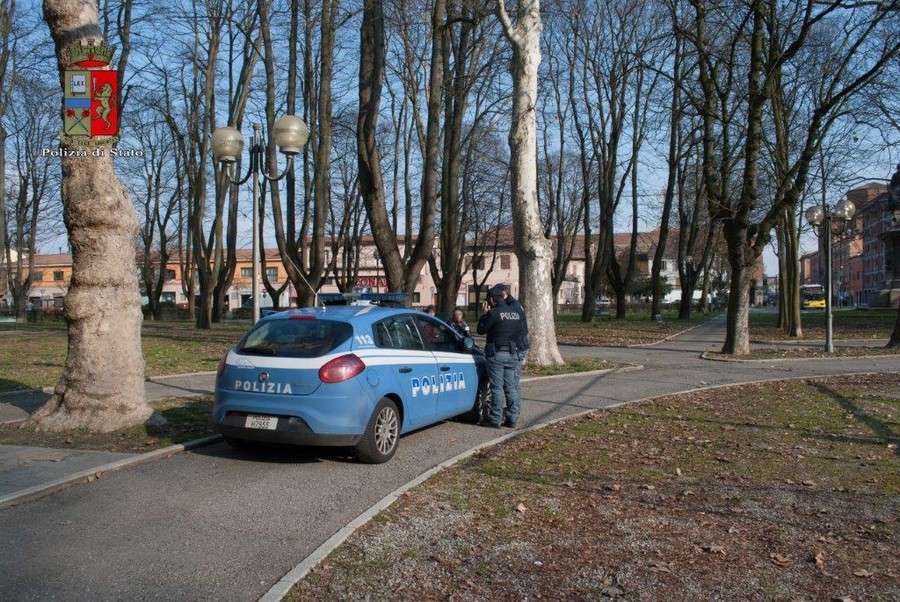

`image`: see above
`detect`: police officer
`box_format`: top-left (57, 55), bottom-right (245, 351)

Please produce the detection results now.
top-left (477, 284), bottom-right (526, 428)
top-left (498, 284), bottom-right (529, 371)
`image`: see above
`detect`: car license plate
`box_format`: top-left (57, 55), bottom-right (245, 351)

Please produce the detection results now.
top-left (245, 415), bottom-right (278, 430)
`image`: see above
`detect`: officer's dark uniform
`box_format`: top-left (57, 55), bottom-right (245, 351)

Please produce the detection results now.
top-left (477, 287), bottom-right (525, 427)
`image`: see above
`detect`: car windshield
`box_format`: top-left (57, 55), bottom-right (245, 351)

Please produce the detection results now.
top-left (804, 293), bottom-right (824, 301)
top-left (238, 318), bottom-right (352, 358)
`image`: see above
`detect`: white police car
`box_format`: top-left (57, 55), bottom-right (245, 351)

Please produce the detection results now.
top-left (214, 298), bottom-right (488, 463)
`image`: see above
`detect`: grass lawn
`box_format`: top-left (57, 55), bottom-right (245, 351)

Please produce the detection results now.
top-left (555, 310), bottom-right (709, 347)
top-left (522, 357), bottom-right (625, 378)
top-left (289, 373), bottom-right (900, 601)
top-left (751, 308), bottom-right (896, 341)
top-left (0, 396), bottom-right (214, 453)
top-left (0, 320), bottom-right (248, 392)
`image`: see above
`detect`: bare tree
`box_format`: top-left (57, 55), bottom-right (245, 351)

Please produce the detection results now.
top-left (689, 0), bottom-right (900, 354)
top-left (131, 107), bottom-right (180, 320)
top-left (496, 0), bottom-right (563, 365)
top-left (358, 0), bottom-right (441, 298)
top-left (0, 0), bottom-right (15, 286)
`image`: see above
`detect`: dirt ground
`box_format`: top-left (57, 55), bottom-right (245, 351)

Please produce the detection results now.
top-left (707, 346), bottom-right (900, 361)
top-left (555, 312), bottom-right (706, 347)
top-left (289, 373), bottom-right (900, 601)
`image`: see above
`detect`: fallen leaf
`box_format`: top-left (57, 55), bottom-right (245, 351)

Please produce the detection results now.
top-left (516, 503), bottom-right (527, 514)
top-left (770, 553), bottom-right (792, 567)
top-left (802, 480), bottom-right (816, 487)
top-left (533, 560), bottom-right (543, 567)
top-left (853, 569), bottom-right (873, 578)
top-left (648, 560), bottom-right (672, 573)
top-left (675, 467), bottom-right (683, 477)
top-left (702, 544), bottom-right (726, 555)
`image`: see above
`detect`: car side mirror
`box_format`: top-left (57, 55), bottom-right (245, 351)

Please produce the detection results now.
top-left (462, 336), bottom-right (475, 352)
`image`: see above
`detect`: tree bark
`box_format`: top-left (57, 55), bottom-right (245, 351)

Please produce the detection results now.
top-left (31, 0), bottom-right (153, 432)
top-left (497, 0), bottom-right (563, 366)
top-left (887, 295), bottom-right (900, 348)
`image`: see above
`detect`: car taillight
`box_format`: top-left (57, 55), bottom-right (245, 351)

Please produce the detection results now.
top-left (319, 354), bottom-right (365, 384)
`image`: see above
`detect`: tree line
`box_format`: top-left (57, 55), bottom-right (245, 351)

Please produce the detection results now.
top-left (2, 0), bottom-right (899, 360)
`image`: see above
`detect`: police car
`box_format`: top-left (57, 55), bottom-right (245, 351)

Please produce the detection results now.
top-left (214, 295), bottom-right (488, 463)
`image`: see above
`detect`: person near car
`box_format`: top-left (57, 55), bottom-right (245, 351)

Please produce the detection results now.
top-left (449, 308), bottom-right (470, 338)
top-left (477, 284), bottom-right (526, 428)
top-left (496, 283), bottom-right (529, 370)
top-left (424, 305), bottom-right (436, 316)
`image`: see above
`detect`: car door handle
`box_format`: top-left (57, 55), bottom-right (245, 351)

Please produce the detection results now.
top-left (440, 366), bottom-right (451, 372)
top-left (399, 367), bottom-right (412, 373)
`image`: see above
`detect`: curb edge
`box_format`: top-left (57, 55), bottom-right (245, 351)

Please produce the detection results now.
top-left (0, 434), bottom-right (222, 510)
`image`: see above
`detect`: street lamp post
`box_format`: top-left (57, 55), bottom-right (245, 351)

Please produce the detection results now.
top-left (211, 116), bottom-right (309, 323)
top-left (804, 197), bottom-right (856, 353)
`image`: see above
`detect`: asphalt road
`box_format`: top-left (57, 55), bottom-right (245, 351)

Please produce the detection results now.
top-left (1, 317), bottom-right (898, 601)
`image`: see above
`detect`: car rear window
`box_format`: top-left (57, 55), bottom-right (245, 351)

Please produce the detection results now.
top-left (237, 318), bottom-right (352, 358)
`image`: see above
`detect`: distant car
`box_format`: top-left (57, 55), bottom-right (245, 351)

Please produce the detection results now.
top-left (213, 303), bottom-right (489, 463)
top-left (802, 293), bottom-right (826, 310)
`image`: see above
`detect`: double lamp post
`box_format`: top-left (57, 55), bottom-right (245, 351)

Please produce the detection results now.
top-left (211, 116), bottom-right (309, 323)
top-left (804, 197), bottom-right (856, 353)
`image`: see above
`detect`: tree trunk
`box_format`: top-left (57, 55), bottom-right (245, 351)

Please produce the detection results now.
top-left (31, 0), bottom-right (154, 432)
top-left (677, 275), bottom-right (692, 320)
top-left (498, 0), bottom-right (563, 366)
top-left (887, 295), bottom-right (900, 348)
top-left (722, 265), bottom-right (752, 355)
top-left (614, 286), bottom-right (626, 319)
top-left (783, 210), bottom-right (802, 337)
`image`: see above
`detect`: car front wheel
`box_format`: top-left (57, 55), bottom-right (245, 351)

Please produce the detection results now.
top-left (356, 398), bottom-right (400, 464)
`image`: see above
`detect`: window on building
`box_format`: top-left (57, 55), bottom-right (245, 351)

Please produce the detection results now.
top-left (240, 267), bottom-right (253, 278)
top-left (266, 267), bottom-right (278, 282)
top-left (412, 292), bottom-right (421, 304)
top-left (161, 292), bottom-right (176, 304)
top-left (164, 269), bottom-right (176, 281)
top-left (660, 260), bottom-right (668, 271)
top-left (32, 271), bottom-right (44, 281)
top-left (500, 254), bottom-right (510, 269)
top-left (53, 270), bottom-right (64, 281)
top-left (466, 255), bottom-right (485, 270)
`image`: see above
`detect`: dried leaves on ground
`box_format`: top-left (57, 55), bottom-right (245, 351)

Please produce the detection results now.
top-left (0, 396), bottom-right (214, 452)
top-left (555, 313), bottom-right (706, 347)
top-left (289, 374), bottom-right (900, 601)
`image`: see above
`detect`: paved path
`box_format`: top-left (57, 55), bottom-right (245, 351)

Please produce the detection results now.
top-left (1, 317), bottom-right (898, 601)
top-left (0, 446), bottom-right (134, 497)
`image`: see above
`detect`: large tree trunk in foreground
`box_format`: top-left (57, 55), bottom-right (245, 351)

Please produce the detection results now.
top-left (31, 0), bottom-right (153, 432)
top-left (497, 0), bottom-right (563, 366)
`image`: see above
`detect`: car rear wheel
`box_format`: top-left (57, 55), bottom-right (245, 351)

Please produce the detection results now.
top-left (356, 398), bottom-right (400, 464)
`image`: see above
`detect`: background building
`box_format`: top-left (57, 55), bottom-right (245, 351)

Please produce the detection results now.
top-left (3, 228), bottom-right (747, 315)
